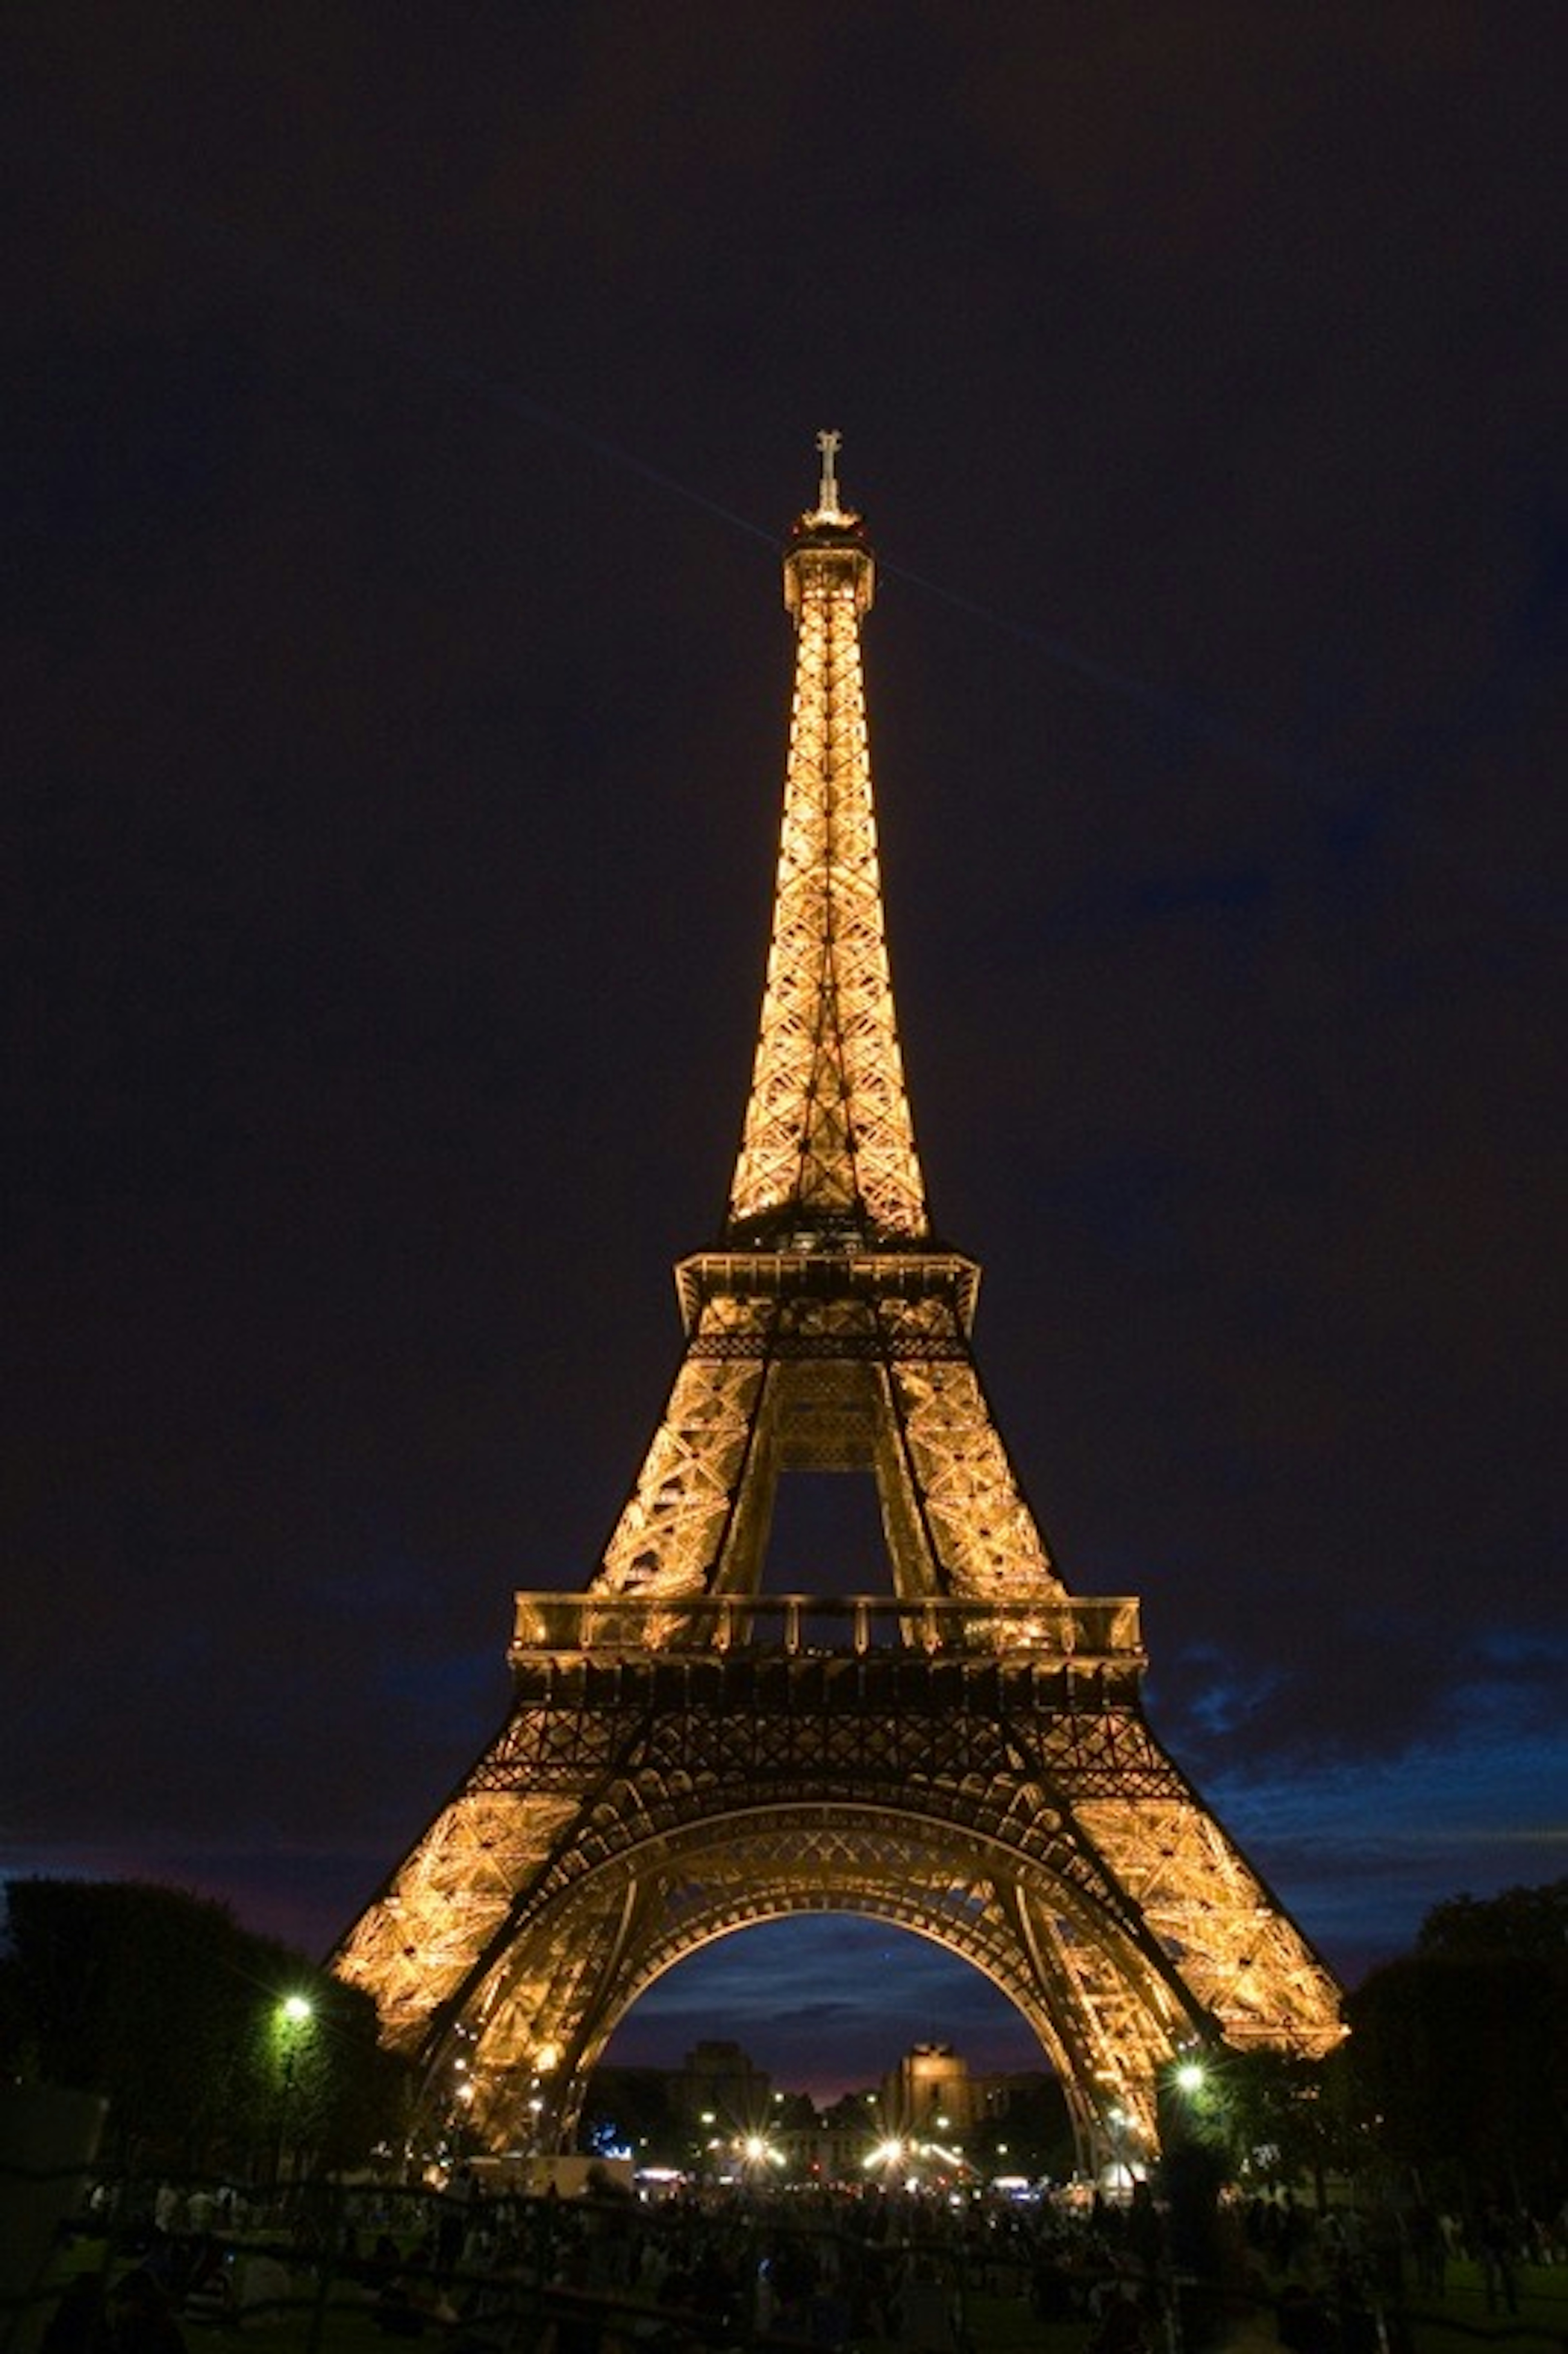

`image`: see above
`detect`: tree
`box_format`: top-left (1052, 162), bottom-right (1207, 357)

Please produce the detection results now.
top-left (2, 1879), bottom-right (254, 2168)
top-left (579, 2064), bottom-right (683, 2165)
top-left (1185, 2045), bottom-right (1363, 2211)
top-left (0, 1877), bottom-right (406, 2178)
top-left (971, 2073), bottom-right (1076, 2180)
top-left (1418, 1880), bottom-right (1567, 1964)
top-left (1345, 1879), bottom-right (1567, 2210)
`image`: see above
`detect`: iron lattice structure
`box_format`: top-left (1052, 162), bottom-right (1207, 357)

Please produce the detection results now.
top-left (335, 441), bottom-right (1343, 2166)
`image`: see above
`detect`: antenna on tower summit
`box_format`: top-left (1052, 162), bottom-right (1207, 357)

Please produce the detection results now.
top-left (815, 426), bottom-right (842, 514)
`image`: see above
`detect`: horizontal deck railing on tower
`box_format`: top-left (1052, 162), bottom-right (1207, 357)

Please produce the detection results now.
top-left (509, 1590), bottom-right (1143, 1663)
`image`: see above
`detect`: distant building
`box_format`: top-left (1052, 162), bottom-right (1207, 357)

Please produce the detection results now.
top-left (777, 2111), bottom-right (879, 2184)
top-left (882, 2042), bottom-right (979, 2137)
top-left (673, 2038), bottom-right (773, 2129)
top-left (583, 2040), bottom-right (1069, 2185)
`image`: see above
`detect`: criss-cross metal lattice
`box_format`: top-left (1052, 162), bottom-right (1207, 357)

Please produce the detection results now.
top-left (334, 450), bottom-right (1343, 2166)
top-left (728, 517), bottom-right (924, 1237)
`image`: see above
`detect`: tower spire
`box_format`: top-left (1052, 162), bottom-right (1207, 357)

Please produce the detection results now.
top-left (815, 425), bottom-right (843, 517)
top-left (727, 435), bottom-right (928, 1241)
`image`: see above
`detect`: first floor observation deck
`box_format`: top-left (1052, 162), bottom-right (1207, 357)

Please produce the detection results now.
top-left (510, 1590), bottom-right (1143, 1667)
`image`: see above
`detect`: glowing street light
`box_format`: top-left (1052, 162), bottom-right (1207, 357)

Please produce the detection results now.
top-left (274, 1994), bottom-right (315, 2193)
top-left (737, 2132), bottom-right (784, 2176)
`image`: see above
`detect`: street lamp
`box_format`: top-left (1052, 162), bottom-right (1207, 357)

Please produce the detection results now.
top-left (740, 2133), bottom-right (783, 2177)
top-left (274, 1995), bottom-right (314, 2192)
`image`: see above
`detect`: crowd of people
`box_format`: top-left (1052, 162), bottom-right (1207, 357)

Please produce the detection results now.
top-left (31, 2165), bottom-right (1566, 2354)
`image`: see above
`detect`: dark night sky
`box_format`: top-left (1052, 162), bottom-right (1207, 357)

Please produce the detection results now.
top-left (4, 4), bottom-right (1564, 2099)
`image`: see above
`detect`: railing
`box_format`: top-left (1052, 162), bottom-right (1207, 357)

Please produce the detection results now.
top-left (510, 1590), bottom-right (1143, 1663)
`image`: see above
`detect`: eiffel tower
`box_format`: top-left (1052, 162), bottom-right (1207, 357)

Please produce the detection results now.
top-left (335, 436), bottom-right (1342, 2166)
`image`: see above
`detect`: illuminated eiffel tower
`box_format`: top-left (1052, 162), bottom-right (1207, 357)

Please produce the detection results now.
top-left (334, 437), bottom-right (1342, 2165)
